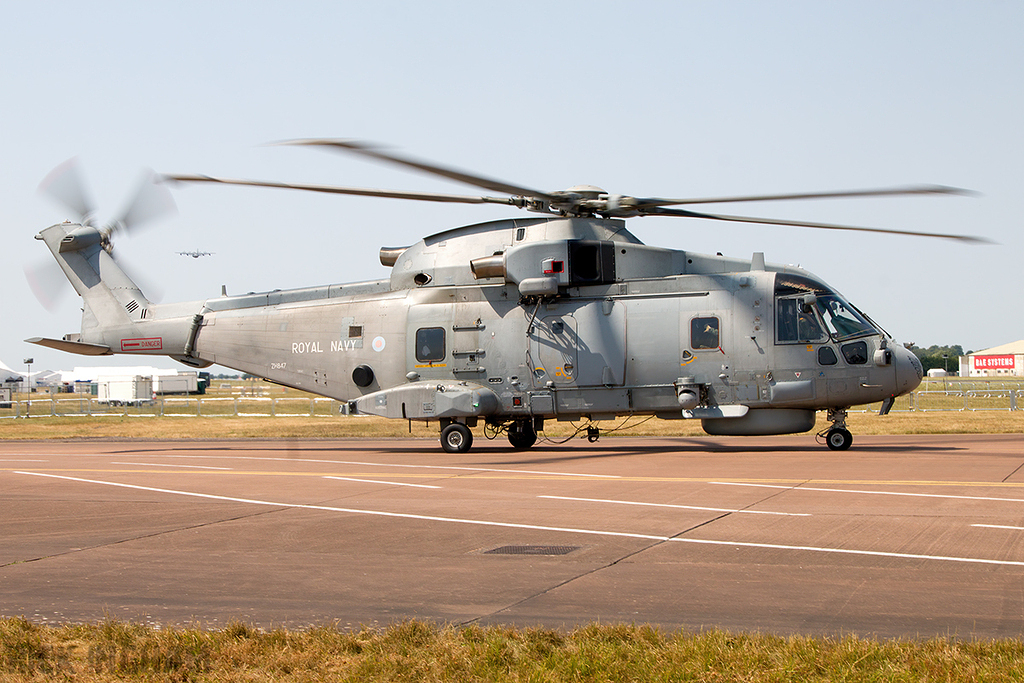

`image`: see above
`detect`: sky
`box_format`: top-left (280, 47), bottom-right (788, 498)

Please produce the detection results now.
top-left (1, 1), bottom-right (1021, 375)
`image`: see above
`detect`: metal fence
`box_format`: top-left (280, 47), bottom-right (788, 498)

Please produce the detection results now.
top-left (2, 388), bottom-right (1022, 419)
top-left (854, 389), bottom-right (1021, 414)
top-left (0, 396), bottom-right (345, 419)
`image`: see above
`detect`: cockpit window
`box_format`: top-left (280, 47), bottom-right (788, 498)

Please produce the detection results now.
top-left (775, 274), bottom-right (877, 344)
top-left (815, 295), bottom-right (875, 341)
top-left (776, 298), bottom-right (827, 343)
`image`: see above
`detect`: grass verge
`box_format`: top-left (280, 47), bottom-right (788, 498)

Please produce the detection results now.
top-left (0, 411), bottom-right (1022, 440)
top-left (3, 617), bottom-right (1024, 683)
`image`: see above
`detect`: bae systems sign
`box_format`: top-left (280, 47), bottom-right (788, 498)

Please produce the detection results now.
top-left (972, 355), bottom-right (1017, 370)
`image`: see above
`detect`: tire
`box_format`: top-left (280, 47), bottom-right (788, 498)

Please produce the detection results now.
top-left (440, 423), bottom-right (473, 453)
top-left (507, 422), bottom-right (538, 450)
top-left (825, 428), bottom-right (853, 451)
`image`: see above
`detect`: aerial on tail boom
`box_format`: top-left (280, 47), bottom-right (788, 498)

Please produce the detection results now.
top-left (29, 142), bottom-right (983, 452)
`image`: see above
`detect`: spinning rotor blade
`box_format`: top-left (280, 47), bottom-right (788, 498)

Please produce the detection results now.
top-left (163, 174), bottom-right (520, 206)
top-left (631, 185), bottom-right (975, 209)
top-left (279, 138), bottom-right (555, 202)
top-left (641, 206), bottom-right (992, 243)
top-left (23, 260), bottom-right (69, 312)
top-left (111, 170), bottom-right (177, 235)
top-left (38, 157), bottom-right (96, 223)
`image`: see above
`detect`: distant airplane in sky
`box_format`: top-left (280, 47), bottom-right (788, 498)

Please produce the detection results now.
top-left (177, 249), bottom-right (214, 259)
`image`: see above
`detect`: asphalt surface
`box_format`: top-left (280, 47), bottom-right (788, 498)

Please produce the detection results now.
top-left (3, 433), bottom-right (1024, 638)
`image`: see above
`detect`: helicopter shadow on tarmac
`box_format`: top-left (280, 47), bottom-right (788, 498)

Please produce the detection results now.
top-left (103, 437), bottom-right (963, 468)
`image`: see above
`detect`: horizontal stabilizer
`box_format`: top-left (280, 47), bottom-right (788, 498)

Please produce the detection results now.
top-left (25, 337), bottom-right (112, 356)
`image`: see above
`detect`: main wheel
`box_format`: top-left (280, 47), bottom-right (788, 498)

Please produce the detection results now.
top-left (440, 423), bottom-right (473, 453)
top-left (507, 422), bottom-right (538, 450)
top-left (825, 427), bottom-right (853, 451)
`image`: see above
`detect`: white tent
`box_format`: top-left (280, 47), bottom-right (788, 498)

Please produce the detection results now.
top-left (0, 358), bottom-right (24, 381)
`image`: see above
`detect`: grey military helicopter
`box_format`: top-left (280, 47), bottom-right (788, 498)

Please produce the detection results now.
top-left (28, 141), bottom-right (983, 453)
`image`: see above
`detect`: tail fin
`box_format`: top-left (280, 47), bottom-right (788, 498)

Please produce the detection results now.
top-left (31, 222), bottom-right (153, 354)
top-left (30, 221), bottom-right (208, 366)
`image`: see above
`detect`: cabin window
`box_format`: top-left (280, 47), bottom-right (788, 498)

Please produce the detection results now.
top-left (690, 316), bottom-right (720, 350)
top-left (348, 325), bottom-right (362, 338)
top-left (415, 327), bottom-right (446, 362)
top-left (818, 346), bottom-right (838, 366)
top-left (841, 341), bottom-right (868, 365)
top-left (776, 297), bottom-right (827, 344)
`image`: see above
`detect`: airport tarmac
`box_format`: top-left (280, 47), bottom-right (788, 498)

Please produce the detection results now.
top-left (3, 433), bottom-right (1024, 638)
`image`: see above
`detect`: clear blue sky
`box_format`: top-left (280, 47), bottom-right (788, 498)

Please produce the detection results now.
top-left (2, 1), bottom-right (1021, 373)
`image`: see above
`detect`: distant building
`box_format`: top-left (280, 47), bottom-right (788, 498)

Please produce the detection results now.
top-left (959, 340), bottom-right (1024, 377)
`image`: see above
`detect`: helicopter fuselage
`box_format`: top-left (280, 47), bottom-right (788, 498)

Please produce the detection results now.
top-left (32, 215), bottom-right (923, 451)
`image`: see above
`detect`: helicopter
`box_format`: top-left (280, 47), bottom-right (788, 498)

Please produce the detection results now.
top-left (27, 140), bottom-right (984, 453)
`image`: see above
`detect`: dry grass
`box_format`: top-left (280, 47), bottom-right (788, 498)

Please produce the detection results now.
top-left (3, 617), bottom-right (1024, 682)
top-left (5, 377), bottom-right (1021, 441)
top-left (0, 410), bottom-right (1022, 442)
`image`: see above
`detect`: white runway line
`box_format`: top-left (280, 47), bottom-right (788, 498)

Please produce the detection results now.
top-left (973, 524), bottom-right (1024, 531)
top-left (135, 454), bottom-right (621, 478)
top-left (323, 475), bottom-right (441, 489)
top-left (539, 495), bottom-right (810, 516)
top-left (16, 471), bottom-right (1024, 568)
top-left (712, 481), bottom-right (1024, 503)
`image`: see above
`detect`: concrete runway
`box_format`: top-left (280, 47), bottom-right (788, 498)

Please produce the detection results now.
top-left (3, 433), bottom-right (1024, 638)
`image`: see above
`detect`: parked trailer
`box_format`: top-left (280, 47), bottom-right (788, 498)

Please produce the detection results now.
top-left (153, 372), bottom-right (199, 395)
top-left (96, 375), bottom-right (153, 406)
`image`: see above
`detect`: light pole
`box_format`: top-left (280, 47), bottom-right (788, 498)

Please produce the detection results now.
top-left (23, 357), bottom-right (33, 417)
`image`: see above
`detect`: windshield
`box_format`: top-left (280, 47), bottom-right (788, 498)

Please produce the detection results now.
top-left (814, 294), bottom-right (876, 341)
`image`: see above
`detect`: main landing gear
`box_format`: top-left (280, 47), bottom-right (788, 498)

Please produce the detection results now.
top-left (442, 418), bottom-right (543, 453)
top-left (506, 420), bottom-right (538, 450)
top-left (819, 407), bottom-right (853, 451)
top-left (440, 422), bottom-right (473, 453)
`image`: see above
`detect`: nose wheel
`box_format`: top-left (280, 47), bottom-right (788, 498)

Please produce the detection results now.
top-left (825, 427), bottom-right (853, 451)
top-left (819, 407), bottom-right (853, 451)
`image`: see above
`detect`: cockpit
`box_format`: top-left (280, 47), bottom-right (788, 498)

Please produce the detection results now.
top-left (774, 273), bottom-right (879, 344)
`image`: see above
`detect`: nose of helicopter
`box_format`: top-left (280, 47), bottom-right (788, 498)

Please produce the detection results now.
top-left (892, 343), bottom-right (924, 396)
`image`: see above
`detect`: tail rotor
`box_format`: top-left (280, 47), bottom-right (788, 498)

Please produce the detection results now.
top-left (29, 158), bottom-right (176, 309)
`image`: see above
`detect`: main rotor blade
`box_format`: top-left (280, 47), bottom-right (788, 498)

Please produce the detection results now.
top-left (38, 157), bottom-right (96, 223)
top-left (163, 174), bottom-right (521, 206)
top-left (641, 206), bottom-right (993, 244)
top-left (632, 185), bottom-right (975, 208)
top-left (278, 138), bottom-right (555, 202)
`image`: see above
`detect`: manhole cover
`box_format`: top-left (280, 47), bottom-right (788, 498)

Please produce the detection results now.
top-left (483, 545), bottom-right (580, 556)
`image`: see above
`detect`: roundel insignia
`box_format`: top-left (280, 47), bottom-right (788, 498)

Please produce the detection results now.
top-left (372, 336), bottom-right (386, 352)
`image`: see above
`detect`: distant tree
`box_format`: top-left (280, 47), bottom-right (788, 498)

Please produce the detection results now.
top-left (906, 344), bottom-right (967, 374)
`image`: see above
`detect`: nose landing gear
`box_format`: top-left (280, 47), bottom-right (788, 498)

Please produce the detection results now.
top-left (819, 407), bottom-right (853, 451)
